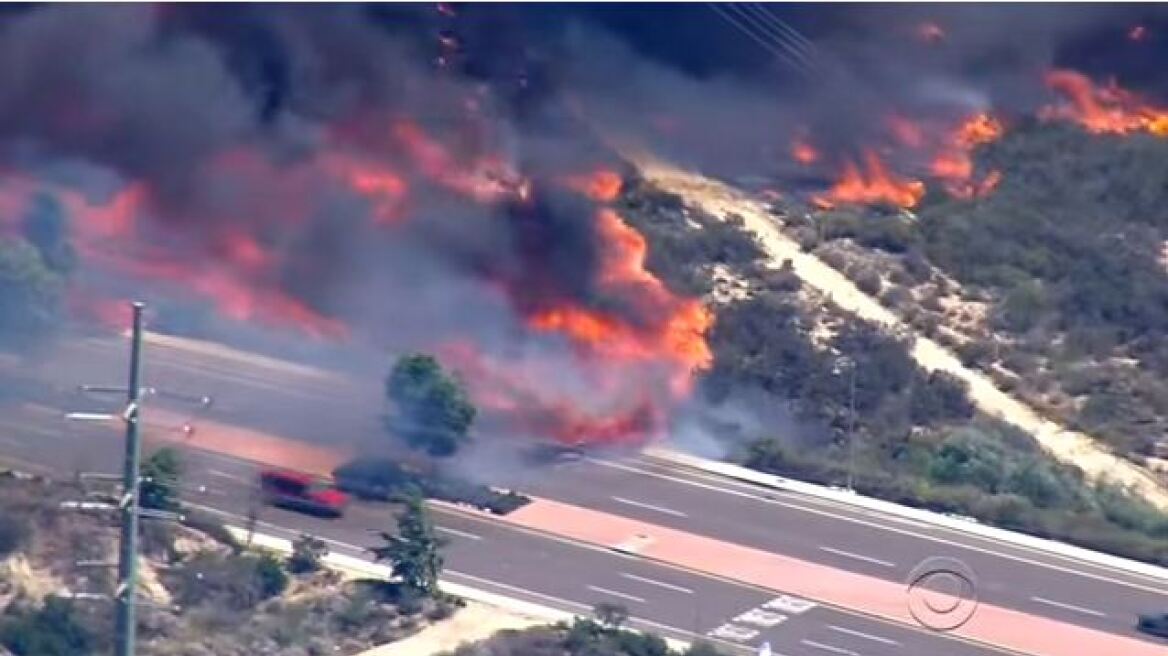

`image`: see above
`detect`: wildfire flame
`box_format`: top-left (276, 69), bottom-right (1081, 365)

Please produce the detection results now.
top-left (446, 169), bottom-right (713, 444)
top-left (564, 169), bottom-right (624, 203)
top-left (1041, 69), bottom-right (1168, 137)
top-left (930, 112), bottom-right (1004, 199)
top-left (791, 135), bottom-right (820, 165)
top-left (814, 150), bottom-right (926, 209)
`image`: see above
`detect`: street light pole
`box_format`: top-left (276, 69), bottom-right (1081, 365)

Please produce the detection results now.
top-left (115, 302), bottom-right (145, 656)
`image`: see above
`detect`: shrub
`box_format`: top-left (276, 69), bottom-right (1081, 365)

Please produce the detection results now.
top-left (254, 551), bottom-right (290, 599)
top-left (909, 371), bottom-right (975, 425)
top-left (172, 551), bottom-right (288, 611)
top-left (289, 534), bottom-right (328, 574)
top-left (181, 511), bottom-right (243, 553)
top-left (140, 447), bottom-right (182, 512)
top-left (852, 268), bottom-right (883, 296)
top-left (0, 514), bottom-right (29, 558)
top-left (0, 597), bottom-right (93, 656)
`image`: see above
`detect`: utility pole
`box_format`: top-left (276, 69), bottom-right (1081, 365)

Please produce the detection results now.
top-left (114, 301), bottom-right (145, 656)
top-left (59, 301), bottom-right (212, 656)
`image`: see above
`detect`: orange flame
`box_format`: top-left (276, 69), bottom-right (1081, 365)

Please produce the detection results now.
top-left (930, 112), bottom-right (1005, 199)
top-left (321, 153), bottom-right (408, 225)
top-left (564, 169), bottom-right (623, 203)
top-left (791, 136), bottom-right (820, 165)
top-left (815, 151), bottom-right (926, 209)
top-left (391, 119), bottom-right (525, 203)
top-left (447, 184), bottom-right (714, 444)
top-left (1041, 69), bottom-right (1168, 137)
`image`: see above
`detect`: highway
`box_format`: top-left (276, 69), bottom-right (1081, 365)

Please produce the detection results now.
top-left (0, 331), bottom-right (1165, 649)
top-left (0, 410), bottom-right (1004, 656)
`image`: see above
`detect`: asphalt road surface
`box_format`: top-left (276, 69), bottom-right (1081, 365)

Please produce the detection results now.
top-left (0, 333), bottom-right (1165, 648)
top-left (0, 415), bottom-right (1008, 656)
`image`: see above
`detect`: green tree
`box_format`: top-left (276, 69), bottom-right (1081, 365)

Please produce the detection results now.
top-left (22, 193), bottom-right (77, 275)
top-left (369, 493), bottom-right (446, 596)
top-left (140, 447), bottom-right (182, 512)
top-left (0, 238), bottom-right (64, 351)
top-left (386, 353), bottom-right (476, 457)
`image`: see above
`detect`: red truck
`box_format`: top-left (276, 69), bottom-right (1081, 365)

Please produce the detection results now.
top-left (258, 468), bottom-right (349, 518)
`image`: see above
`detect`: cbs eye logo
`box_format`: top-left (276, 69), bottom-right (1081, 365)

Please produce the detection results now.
top-left (906, 556), bottom-right (979, 632)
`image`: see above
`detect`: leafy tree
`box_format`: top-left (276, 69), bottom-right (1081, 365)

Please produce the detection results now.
top-left (369, 493), bottom-right (446, 596)
top-left (139, 447), bottom-right (182, 512)
top-left (289, 533), bottom-right (328, 574)
top-left (0, 238), bottom-right (65, 351)
top-left (386, 353), bottom-right (476, 457)
top-left (0, 596), bottom-right (93, 656)
top-left (22, 193), bottom-right (77, 275)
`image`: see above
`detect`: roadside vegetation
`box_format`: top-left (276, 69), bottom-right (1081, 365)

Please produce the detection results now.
top-left (0, 461), bottom-right (459, 656)
top-left (445, 602), bottom-right (727, 656)
top-left (617, 173), bottom-right (1168, 566)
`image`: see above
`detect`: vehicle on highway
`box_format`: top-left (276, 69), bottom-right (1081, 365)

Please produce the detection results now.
top-left (1137, 612), bottom-right (1168, 639)
top-left (258, 468), bottom-right (349, 518)
top-left (524, 440), bottom-right (588, 465)
top-left (332, 458), bottom-right (421, 502)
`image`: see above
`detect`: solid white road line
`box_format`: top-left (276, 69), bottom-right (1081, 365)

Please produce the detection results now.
top-left (827, 625), bottom-right (900, 646)
top-left (587, 585), bottom-right (647, 604)
top-left (620, 572), bottom-right (695, 594)
top-left (612, 496), bottom-right (688, 517)
top-left (605, 455), bottom-right (1168, 594)
top-left (436, 525), bottom-right (483, 541)
top-left (801, 639), bottom-right (860, 656)
top-left (1029, 596), bottom-right (1108, 618)
top-left (818, 546), bottom-right (896, 568)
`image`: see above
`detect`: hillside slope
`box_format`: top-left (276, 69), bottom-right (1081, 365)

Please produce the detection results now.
top-left (626, 150), bottom-right (1168, 510)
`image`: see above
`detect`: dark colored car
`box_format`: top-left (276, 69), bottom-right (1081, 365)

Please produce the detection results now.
top-left (332, 458), bottom-right (420, 502)
top-left (258, 468), bottom-right (349, 518)
top-left (1137, 612), bottom-right (1168, 639)
top-left (525, 440), bottom-right (588, 465)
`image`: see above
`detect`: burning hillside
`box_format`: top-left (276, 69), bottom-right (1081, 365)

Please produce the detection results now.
top-left (0, 5), bottom-right (721, 447)
top-left (3, 3), bottom-right (1168, 449)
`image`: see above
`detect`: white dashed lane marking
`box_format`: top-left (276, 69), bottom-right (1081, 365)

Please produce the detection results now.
top-left (611, 496), bottom-right (688, 517)
top-left (827, 625), bottom-right (900, 646)
top-left (586, 585), bottom-right (646, 604)
top-left (620, 572), bottom-right (694, 594)
top-left (1030, 596), bottom-right (1107, 618)
top-left (818, 546), bottom-right (896, 568)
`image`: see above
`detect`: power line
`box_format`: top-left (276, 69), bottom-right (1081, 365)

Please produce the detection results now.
top-left (738, 3), bottom-right (820, 68)
top-left (707, 3), bottom-right (815, 78)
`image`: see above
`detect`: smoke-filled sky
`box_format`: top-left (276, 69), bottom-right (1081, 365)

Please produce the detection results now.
top-left (0, 3), bottom-right (1165, 446)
